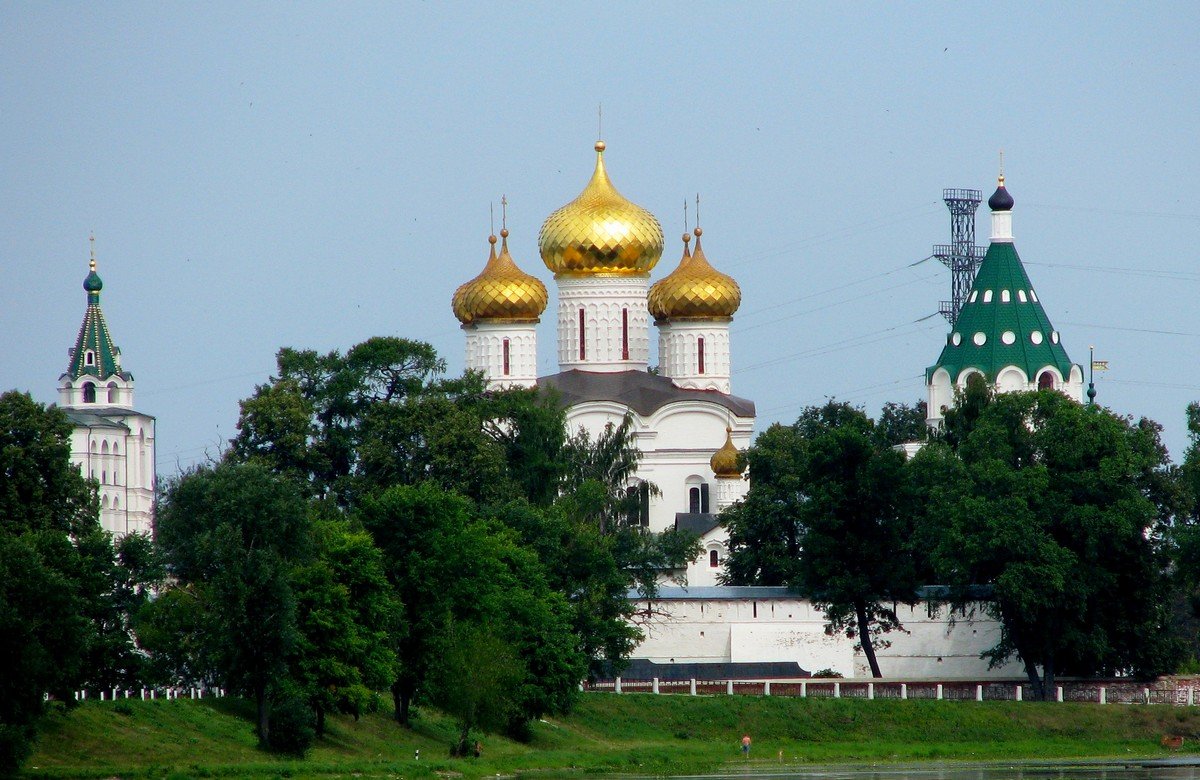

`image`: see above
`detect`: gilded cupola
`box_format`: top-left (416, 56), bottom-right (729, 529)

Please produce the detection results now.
top-left (452, 229), bottom-right (549, 325)
top-left (538, 141), bottom-right (664, 277)
top-left (710, 428), bottom-right (743, 477)
top-left (648, 227), bottom-right (741, 321)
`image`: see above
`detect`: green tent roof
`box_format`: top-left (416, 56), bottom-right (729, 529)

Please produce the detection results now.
top-left (66, 266), bottom-right (130, 382)
top-left (927, 240), bottom-right (1075, 384)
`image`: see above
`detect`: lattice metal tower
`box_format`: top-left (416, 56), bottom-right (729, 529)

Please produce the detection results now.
top-left (935, 188), bottom-right (986, 325)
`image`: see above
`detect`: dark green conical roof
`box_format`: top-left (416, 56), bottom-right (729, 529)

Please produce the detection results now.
top-left (66, 252), bottom-right (129, 382)
top-left (927, 195), bottom-right (1074, 384)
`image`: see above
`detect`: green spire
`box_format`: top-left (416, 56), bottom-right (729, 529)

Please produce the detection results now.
top-left (927, 191), bottom-right (1075, 386)
top-left (67, 237), bottom-right (126, 382)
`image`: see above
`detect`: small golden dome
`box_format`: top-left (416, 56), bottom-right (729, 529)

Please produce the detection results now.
top-left (648, 227), bottom-right (741, 321)
top-left (710, 428), bottom-right (743, 478)
top-left (538, 141), bottom-right (664, 277)
top-left (452, 230), bottom-right (548, 325)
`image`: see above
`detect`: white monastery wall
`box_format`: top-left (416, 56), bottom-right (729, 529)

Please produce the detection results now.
top-left (633, 591), bottom-right (1025, 679)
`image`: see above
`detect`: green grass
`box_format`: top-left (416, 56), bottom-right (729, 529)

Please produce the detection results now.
top-left (24, 692), bottom-right (1200, 779)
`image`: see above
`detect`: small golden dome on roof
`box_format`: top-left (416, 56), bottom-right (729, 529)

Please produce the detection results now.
top-left (538, 141), bottom-right (664, 277)
top-left (452, 230), bottom-right (548, 325)
top-left (648, 227), bottom-right (741, 321)
top-left (710, 428), bottom-right (743, 478)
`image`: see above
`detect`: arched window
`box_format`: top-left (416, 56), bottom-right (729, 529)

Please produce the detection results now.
top-left (112, 441), bottom-right (119, 455)
top-left (578, 308), bottom-right (586, 360)
top-left (697, 337), bottom-right (705, 375)
top-left (502, 338), bottom-right (510, 376)
top-left (82, 382), bottom-right (96, 403)
top-left (625, 482), bottom-right (650, 527)
top-left (107, 382), bottom-right (119, 403)
top-left (85, 350), bottom-right (95, 366)
top-left (101, 470), bottom-right (107, 484)
top-left (1038, 371), bottom-right (1056, 390)
top-left (709, 549), bottom-right (719, 568)
top-left (101, 441), bottom-right (109, 455)
top-left (621, 308), bottom-right (629, 361)
top-left (113, 496), bottom-right (119, 509)
top-left (688, 483), bottom-right (711, 514)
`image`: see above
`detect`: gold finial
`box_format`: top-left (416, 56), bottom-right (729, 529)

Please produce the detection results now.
top-left (998, 150), bottom-right (1005, 186)
top-left (501, 194), bottom-right (508, 231)
top-left (683, 199), bottom-right (690, 244)
top-left (694, 193), bottom-right (702, 238)
top-left (595, 139), bottom-right (606, 153)
top-left (89, 233), bottom-right (96, 271)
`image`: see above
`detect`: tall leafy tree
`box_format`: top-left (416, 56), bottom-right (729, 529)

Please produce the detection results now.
top-left (156, 461), bottom-right (312, 743)
top-left (289, 512), bottom-right (401, 734)
top-left (359, 482), bottom-right (585, 729)
top-left (723, 402), bottom-right (918, 677)
top-left (0, 392), bottom-right (101, 772)
top-left (923, 390), bottom-right (1180, 698)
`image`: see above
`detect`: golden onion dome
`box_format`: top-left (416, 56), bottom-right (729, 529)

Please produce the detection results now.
top-left (647, 227), bottom-right (741, 321)
top-left (710, 428), bottom-right (743, 478)
top-left (538, 140), bottom-right (664, 277)
top-left (452, 230), bottom-right (549, 325)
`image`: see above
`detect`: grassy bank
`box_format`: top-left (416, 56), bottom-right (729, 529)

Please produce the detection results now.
top-left (25, 692), bottom-right (1200, 778)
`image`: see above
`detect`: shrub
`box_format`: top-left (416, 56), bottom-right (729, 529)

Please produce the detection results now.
top-left (267, 697), bottom-right (315, 756)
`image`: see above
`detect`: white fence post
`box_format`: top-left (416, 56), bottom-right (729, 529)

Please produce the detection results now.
top-left (150, 689), bottom-right (156, 700)
top-left (900, 683), bottom-right (907, 700)
top-left (1015, 685), bottom-right (1022, 702)
top-left (801, 681), bottom-right (807, 698)
top-left (1100, 687), bottom-right (1106, 704)
top-left (834, 682), bottom-right (841, 698)
top-left (764, 681), bottom-right (771, 696)
top-left (614, 677), bottom-right (622, 694)
top-left (1189, 687), bottom-right (1195, 706)
top-left (1057, 686), bottom-right (1064, 702)
top-left (690, 678), bottom-right (696, 696)
top-left (652, 677), bottom-right (659, 695)
top-left (727, 680), bottom-right (734, 695)
top-left (975, 684), bottom-right (983, 702)
top-left (867, 682), bottom-right (874, 700)
top-left (936, 684), bottom-right (943, 701)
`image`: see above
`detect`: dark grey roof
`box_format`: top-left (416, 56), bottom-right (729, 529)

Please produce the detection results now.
top-left (61, 407), bottom-right (155, 431)
top-left (628, 585), bottom-right (803, 600)
top-left (629, 585), bottom-right (995, 601)
top-left (538, 370), bottom-right (755, 418)
top-left (600, 659), bottom-right (810, 682)
top-left (675, 512), bottom-right (721, 537)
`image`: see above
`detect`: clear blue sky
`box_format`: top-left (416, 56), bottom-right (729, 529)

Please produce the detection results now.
top-left (3, 2), bottom-right (1198, 470)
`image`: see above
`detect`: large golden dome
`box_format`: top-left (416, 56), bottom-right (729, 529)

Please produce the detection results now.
top-left (452, 230), bottom-right (548, 324)
top-left (648, 228), bottom-right (741, 321)
top-left (710, 428), bottom-right (743, 478)
top-left (538, 141), bottom-right (664, 277)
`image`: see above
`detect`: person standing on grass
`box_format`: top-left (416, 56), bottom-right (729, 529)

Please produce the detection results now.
top-left (742, 734), bottom-right (751, 758)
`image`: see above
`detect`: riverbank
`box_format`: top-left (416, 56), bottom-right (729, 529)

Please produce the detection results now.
top-left (25, 692), bottom-right (1200, 778)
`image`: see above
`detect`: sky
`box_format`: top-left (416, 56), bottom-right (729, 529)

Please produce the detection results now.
top-left (3, 2), bottom-right (1199, 472)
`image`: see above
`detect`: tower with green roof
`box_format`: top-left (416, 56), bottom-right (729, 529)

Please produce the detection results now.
top-left (926, 173), bottom-right (1083, 426)
top-left (57, 237), bottom-right (156, 538)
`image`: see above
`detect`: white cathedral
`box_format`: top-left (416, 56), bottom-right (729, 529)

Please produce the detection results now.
top-left (452, 140), bottom-right (753, 587)
top-left (57, 239), bottom-right (156, 539)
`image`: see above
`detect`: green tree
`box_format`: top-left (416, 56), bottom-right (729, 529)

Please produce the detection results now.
top-left (925, 391), bottom-right (1180, 698)
top-left (875, 400), bottom-right (928, 448)
top-left (0, 392), bottom-right (99, 772)
top-left (425, 621), bottom-right (523, 756)
top-left (156, 461), bottom-right (311, 744)
top-left (723, 402), bottom-right (918, 677)
top-left (290, 512), bottom-right (401, 734)
top-left (359, 482), bottom-right (585, 729)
